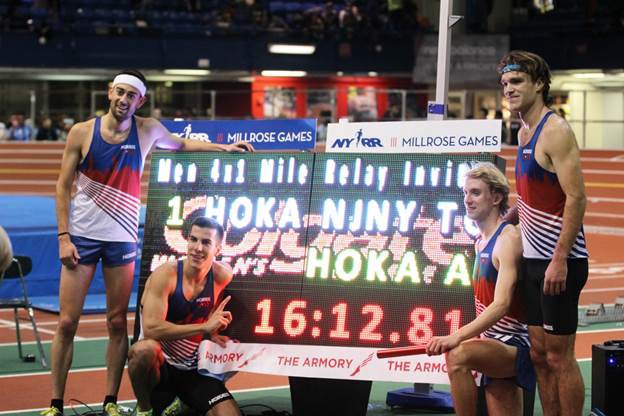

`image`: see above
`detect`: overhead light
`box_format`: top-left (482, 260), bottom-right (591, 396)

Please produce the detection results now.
top-left (336, 71), bottom-right (344, 76)
top-left (268, 43), bottom-right (316, 55)
top-left (32, 74), bottom-right (102, 81)
top-left (261, 70), bottom-right (307, 77)
top-left (573, 72), bottom-right (604, 79)
top-left (368, 71), bottom-right (378, 77)
top-left (163, 69), bottom-right (211, 76)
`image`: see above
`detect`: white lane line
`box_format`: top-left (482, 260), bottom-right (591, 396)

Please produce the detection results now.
top-left (581, 287), bottom-right (624, 293)
top-left (0, 336), bottom-right (111, 347)
top-left (0, 365), bottom-right (109, 379)
top-left (585, 225), bottom-right (624, 236)
top-left (0, 180), bottom-right (56, 185)
top-left (0, 385), bottom-right (291, 414)
top-left (577, 327), bottom-right (624, 334)
top-left (0, 402), bottom-right (137, 415)
top-left (588, 274), bottom-right (624, 280)
top-left (590, 262), bottom-right (624, 267)
top-left (36, 317), bottom-right (135, 326)
top-left (585, 212), bottom-right (624, 219)
top-left (0, 149), bottom-right (63, 155)
top-left (588, 196), bottom-right (624, 203)
top-left (0, 319), bottom-right (83, 340)
top-left (0, 159), bottom-right (61, 164)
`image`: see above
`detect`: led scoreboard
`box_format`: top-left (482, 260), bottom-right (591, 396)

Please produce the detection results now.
top-left (139, 151), bottom-right (503, 382)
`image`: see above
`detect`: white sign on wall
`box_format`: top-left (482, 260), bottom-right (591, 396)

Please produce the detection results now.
top-left (326, 119), bottom-right (502, 153)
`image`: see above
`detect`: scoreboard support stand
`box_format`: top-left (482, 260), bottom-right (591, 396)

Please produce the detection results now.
top-left (289, 376), bottom-right (372, 416)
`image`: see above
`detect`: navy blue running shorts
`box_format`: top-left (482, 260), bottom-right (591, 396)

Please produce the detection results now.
top-left (70, 235), bottom-right (137, 267)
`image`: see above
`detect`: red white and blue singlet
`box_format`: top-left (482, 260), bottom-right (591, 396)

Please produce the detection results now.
top-left (473, 222), bottom-right (529, 348)
top-left (515, 111), bottom-right (588, 260)
top-left (160, 260), bottom-right (215, 370)
top-left (69, 117), bottom-right (148, 242)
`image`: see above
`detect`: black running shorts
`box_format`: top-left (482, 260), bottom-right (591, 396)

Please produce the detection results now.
top-left (153, 362), bottom-right (234, 412)
top-left (521, 257), bottom-right (588, 335)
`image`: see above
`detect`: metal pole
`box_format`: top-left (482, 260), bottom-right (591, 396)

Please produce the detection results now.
top-left (29, 90), bottom-right (36, 124)
top-left (401, 90), bottom-right (407, 120)
top-left (210, 90), bottom-right (216, 120)
top-left (90, 91), bottom-right (97, 117)
top-left (582, 91), bottom-right (586, 149)
top-left (427, 0), bottom-right (461, 121)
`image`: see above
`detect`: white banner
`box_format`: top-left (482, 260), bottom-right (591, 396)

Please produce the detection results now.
top-left (198, 341), bottom-right (450, 384)
top-left (326, 119), bottom-right (502, 153)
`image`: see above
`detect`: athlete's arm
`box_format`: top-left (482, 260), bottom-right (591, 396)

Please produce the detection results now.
top-left (426, 227), bottom-right (522, 355)
top-left (143, 118), bottom-right (253, 152)
top-left (55, 122), bottom-right (89, 268)
top-left (542, 119), bottom-right (586, 295)
top-left (141, 263), bottom-right (232, 341)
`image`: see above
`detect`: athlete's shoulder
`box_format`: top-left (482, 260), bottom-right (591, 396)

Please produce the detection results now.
top-left (541, 112), bottom-right (576, 144)
top-left (64, 119), bottom-right (96, 150)
top-left (68, 118), bottom-right (95, 137)
top-left (134, 115), bottom-right (171, 145)
top-left (146, 260), bottom-right (178, 294)
top-left (499, 223), bottom-right (521, 243)
top-left (134, 115), bottom-right (163, 131)
top-left (494, 223), bottom-right (522, 258)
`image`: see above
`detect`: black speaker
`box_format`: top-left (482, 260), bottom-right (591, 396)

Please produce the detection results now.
top-left (592, 340), bottom-right (624, 416)
top-left (289, 377), bottom-right (372, 416)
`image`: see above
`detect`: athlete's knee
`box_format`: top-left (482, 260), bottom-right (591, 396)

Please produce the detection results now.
top-left (57, 314), bottom-right (80, 338)
top-left (445, 344), bottom-right (471, 375)
top-left (529, 346), bottom-right (547, 369)
top-left (206, 399), bottom-right (240, 416)
top-left (545, 349), bottom-right (572, 372)
top-left (128, 341), bottom-right (160, 372)
top-left (106, 311), bottom-right (128, 334)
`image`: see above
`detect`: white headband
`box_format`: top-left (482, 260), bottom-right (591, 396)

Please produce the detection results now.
top-left (112, 74), bottom-right (147, 97)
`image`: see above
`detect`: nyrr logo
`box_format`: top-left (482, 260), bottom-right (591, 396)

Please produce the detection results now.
top-left (172, 123), bottom-right (211, 142)
top-left (330, 129), bottom-right (383, 149)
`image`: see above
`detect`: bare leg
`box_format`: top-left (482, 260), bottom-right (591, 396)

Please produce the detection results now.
top-left (128, 339), bottom-right (164, 411)
top-left (207, 399), bottom-right (241, 416)
top-left (51, 264), bottom-right (96, 399)
top-left (545, 332), bottom-right (584, 416)
top-left (484, 379), bottom-right (522, 416)
top-left (445, 339), bottom-right (518, 416)
top-left (528, 326), bottom-right (560, 416)
top-left (102, 262), bottom-right (135, 397)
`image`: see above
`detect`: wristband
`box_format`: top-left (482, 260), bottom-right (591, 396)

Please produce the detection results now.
top-left (57, 232), bottom-right (70, 237)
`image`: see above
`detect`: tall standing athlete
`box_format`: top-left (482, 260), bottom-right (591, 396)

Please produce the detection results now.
top-left (47, 69), bottom-right (252, 416)
top-left (499, 51), bottom-right (588, 416)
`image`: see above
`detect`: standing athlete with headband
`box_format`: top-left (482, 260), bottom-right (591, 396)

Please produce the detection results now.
top-left (499, 51), bottom-right (588, 416)
top-left (45, 69), bottom-right (253, 416)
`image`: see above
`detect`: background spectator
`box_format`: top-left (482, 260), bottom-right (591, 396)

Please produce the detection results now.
top-left (8, 112), bottom-right (34, 141)
top-left (35, 116), bottom-right (60, 141)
